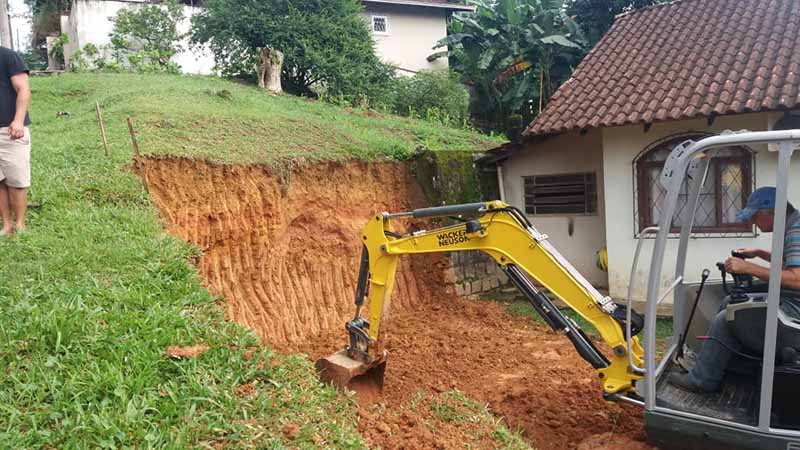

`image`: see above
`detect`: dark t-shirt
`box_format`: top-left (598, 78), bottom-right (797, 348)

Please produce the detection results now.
top-left (0, 47), bottom-right (29, 127)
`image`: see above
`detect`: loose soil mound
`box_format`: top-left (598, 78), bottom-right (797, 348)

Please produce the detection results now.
top-left (296, 298), bottom-right (652, 450)
top-left (138, 157), bottom-right (655, 450)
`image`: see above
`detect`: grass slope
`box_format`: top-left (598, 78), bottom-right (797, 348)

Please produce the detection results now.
top-left (0, 73), bottom-right (499, 448)
top-left (47, 73), bottom-right (501, 165)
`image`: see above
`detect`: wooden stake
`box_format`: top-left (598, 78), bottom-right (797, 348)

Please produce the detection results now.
top-left (126, 117), bottom-right (140, 156)
top-left (95, 101), bottom-right (109, 157)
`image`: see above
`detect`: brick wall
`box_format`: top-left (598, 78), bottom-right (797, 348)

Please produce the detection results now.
top-left (443, 250), bottom-right (510, 298)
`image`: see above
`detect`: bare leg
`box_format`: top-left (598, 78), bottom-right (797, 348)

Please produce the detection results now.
top-left (0, 181), bottom-right (12, 234)
top-left (8, 186), bottom-right (26, 232)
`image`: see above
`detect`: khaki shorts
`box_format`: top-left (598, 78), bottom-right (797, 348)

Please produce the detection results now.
top-left (0, 127), bottom-right (31, 188)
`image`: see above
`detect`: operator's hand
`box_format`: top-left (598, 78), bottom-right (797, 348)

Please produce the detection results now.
top-left (8, 120), bottom-right (24, 139)
top-left (725, 257), bottom-right (751, 275)
top-left (734, 248), bottom-right (760, 259)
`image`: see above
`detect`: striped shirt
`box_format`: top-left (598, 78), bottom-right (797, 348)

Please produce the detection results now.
top-left (782, 210), bottom-right (800, 319)
top-left (784, 210), bottom-right (800, 268)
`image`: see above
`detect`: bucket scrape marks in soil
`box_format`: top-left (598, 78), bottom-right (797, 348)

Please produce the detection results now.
top-left (136, 157), bottom-right (448, 347)
top-left (297, 298), bottom-right (655, 450)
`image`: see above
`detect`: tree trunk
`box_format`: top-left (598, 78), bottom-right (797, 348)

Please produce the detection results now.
top-left (258, 47), bottom-right (283, 94)
top-left (0, 0), bottom-right (11, 49)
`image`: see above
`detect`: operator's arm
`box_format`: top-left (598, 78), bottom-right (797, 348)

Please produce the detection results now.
top-left (9, 73), bottom-right (30, 139)
top-left (735, 248), bottom-right (771, 262)
top-left (725, 258), bottom-right (800, 290)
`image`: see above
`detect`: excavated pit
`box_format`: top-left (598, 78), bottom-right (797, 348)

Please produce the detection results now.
top-left (137, 157), bottom-right (447, 347)
top-left (137, 157), bottom-right (654, 450)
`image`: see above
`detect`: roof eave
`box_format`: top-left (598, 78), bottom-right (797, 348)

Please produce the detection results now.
top-left (362, 0), bottom-right (475, 11)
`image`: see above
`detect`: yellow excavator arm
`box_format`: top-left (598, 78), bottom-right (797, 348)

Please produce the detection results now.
top-left (317, 201), bottom-right (644, 400)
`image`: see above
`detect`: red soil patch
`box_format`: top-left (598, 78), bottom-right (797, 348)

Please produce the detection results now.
top-left (295, 298), bottom-right (652, 450)
top-left (137, 157), bottom-right (444, 344)
top-left (164, 344), bottom-right (210, 359)
top-left (138, 157), bottom-right (655, 450)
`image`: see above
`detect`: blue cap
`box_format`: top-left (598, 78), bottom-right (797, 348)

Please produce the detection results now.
top-left (736, 187), bottom-right (776, 222)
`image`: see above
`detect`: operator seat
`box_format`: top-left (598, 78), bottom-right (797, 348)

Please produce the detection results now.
top-left (725, 295), bottom-right (800, 365)
top-left (725, 294), bottom-right (800, 430)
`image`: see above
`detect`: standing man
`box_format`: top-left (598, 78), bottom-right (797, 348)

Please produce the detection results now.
top-left (0, 46), bottom-right (31, 236)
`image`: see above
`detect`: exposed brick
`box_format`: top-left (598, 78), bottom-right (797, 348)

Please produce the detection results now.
top-left (442, 267), bottom-right (457, 285)
top-left (470, 280), bottom-right (483, 294)
top-left (498, 270), bottom-right (509, 285)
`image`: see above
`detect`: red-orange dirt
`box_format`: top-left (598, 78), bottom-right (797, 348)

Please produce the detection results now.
top-left (137, 157), bottom-right (656, 450)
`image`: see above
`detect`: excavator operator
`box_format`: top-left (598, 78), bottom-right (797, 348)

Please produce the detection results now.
top-left (669, 186), bottom-right (800, 393)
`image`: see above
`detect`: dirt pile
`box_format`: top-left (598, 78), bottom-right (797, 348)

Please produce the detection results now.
top-left (296, 298), bottom-right (651, 450)
top-left (138, 157), bottom-right (654, 450)
top-left (137, 157), bottom-right (448, 346)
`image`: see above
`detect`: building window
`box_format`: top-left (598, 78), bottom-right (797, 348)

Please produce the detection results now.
top-left (524, 172), bottom-right (598, 215)
top-left (371, 16), bottom-right (389, 34)
top-left (634, 134), bottom-right (754, 234)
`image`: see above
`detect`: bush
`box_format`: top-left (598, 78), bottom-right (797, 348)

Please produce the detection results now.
top-left (20, 50), bottom-right (47, 70)
top-left (48, 33), bottom-right (69, 68)
top-left (191, 0), bottom-right (393, 106)
top-left (391, 71), bottom-right (469, 127)
top-left (109, 0), bottom-right (183, 72)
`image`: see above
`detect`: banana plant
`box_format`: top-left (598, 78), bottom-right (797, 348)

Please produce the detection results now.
top-left (431, 0), bottom-right (585, 133)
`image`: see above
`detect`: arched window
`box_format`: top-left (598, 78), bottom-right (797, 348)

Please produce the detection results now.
top-left (635, 134), bottom-right (754, 233)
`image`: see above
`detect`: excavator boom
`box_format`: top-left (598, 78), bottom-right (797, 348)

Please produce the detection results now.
top-left (316, 201), bottom-right (644, 401)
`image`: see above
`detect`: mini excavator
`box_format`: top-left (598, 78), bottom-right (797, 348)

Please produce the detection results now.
top-left (316, 131), bottom-right (800, 450)
top-left (316, 201), bottom-right (645, 401)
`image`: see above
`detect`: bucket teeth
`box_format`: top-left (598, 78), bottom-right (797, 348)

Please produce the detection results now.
top-left (316, 350), bottom-right (386, 394)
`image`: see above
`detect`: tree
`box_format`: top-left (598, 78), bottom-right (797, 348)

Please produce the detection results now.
top-left (565, 0), bottom-right (663, 47)
top-left (0, 0), bottom-right (12, 49)
top-left (432, 0), bottom-right (585, 134)
top-left (191, 0), bottom-right (394, 105)
top-left (109, 0), bottom-right (184, 71)
top-left (25, 0), bottom-right (70, 59)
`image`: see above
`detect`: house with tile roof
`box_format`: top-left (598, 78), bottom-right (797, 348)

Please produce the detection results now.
top-left (482, 0), bottom-right (800, 304)
top-left (57, 0), bottom-right (472, 74)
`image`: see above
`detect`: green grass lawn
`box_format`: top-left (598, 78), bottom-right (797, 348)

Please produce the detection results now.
top-left (0, 73), bottom-right (500, 449)
top-left (500, 298), bottom-right (674, 356)
top-left (39, 73), bottom-right (502, 165)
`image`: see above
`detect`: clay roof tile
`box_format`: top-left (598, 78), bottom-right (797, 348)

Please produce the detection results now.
top-left (524, 0), bottom-right (800, 136)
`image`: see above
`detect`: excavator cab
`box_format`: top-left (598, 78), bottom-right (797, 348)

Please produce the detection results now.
top-left (638, 130), bottom-right (800, 450)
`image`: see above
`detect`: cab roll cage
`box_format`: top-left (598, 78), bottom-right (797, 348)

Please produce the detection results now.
top-left (642, 129), bottom-right (800, 435)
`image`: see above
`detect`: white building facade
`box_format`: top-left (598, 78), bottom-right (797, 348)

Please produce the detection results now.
top-left (361, 0), bottom-right (472, 74)
top-left (59, 0), bottom-right (472, 75)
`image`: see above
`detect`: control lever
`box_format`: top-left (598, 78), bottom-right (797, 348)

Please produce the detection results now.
top-left (716, 262), bottom-right (730, 296)
top-left (731, 250), bottom-right (750, 259)
top-left (676, 269), bottom-right (711, 363)
top-left (717, 250), bottom-right (754, 301)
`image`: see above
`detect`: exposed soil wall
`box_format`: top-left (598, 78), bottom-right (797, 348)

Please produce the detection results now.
top-left (137, 157), bottom-right (450, 346)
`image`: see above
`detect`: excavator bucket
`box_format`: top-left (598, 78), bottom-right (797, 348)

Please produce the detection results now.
top-left (315, 350), bottom-right (386, 398)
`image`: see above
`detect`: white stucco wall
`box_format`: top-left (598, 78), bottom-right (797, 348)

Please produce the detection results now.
top-left (63, 0), bottom-right (214, 74)
top-left (362, 3), bottom-right (448, 74)
top-left (602, 112), bottom-right (800, 303)
top-left (499, 129), bottom-right (609, 287)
